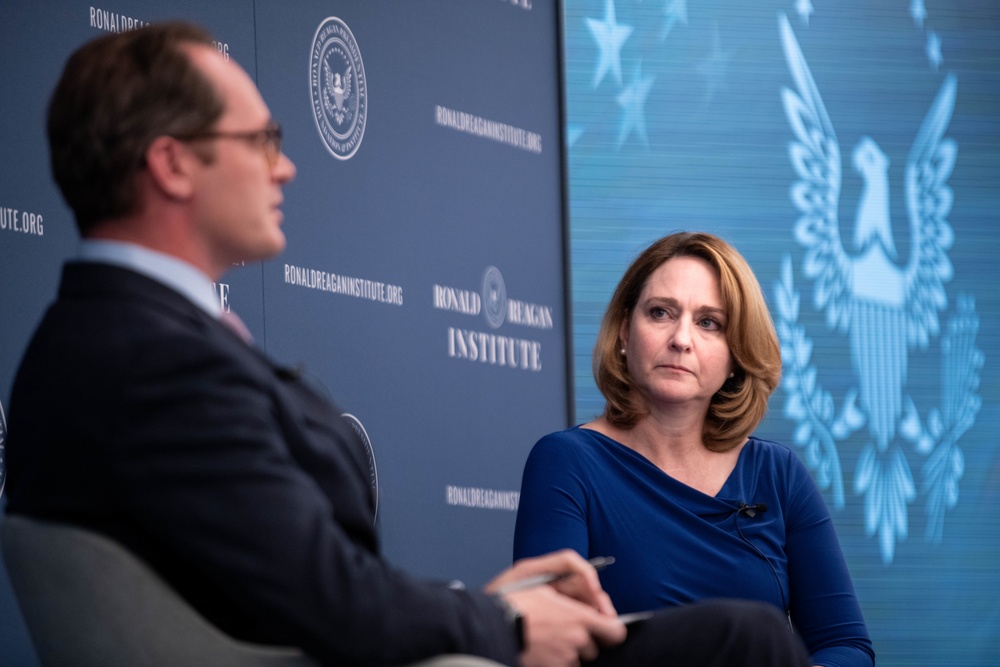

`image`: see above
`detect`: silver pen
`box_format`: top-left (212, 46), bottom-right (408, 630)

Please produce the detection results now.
top-left (496, 556), bottom-right (615, 595)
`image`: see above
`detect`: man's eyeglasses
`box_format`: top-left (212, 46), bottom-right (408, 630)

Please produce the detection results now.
top-left (173, 121), bottom-right (283, 169)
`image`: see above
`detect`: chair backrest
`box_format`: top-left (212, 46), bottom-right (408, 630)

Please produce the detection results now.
top-left (1, 514), bottom-right (317, 667)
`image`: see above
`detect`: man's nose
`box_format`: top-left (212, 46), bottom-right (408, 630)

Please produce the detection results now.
top-left (274, 152), bottom-right (297, 183)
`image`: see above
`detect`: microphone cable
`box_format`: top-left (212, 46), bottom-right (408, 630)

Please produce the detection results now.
top-left (735, 503), bottom-right (792, 630)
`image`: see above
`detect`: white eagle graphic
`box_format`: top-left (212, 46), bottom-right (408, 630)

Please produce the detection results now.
top-left (324, 60), bottom-right (353, 126)
top-left (779, 13), bottom-right (957, 562)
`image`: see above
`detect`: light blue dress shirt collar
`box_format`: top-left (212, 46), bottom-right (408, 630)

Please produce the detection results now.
top-left (79, 240), bottom-right (221, 318)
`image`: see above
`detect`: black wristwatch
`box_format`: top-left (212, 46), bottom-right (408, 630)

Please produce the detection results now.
top-left (493, 594), bottom-right (526, 652)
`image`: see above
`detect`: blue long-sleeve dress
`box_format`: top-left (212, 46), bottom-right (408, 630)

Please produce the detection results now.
top-left (513, 427), bottom-right (875, 667)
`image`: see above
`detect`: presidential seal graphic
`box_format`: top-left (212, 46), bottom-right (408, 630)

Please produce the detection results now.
top-left (310, 17), bottom-right (367, 160)
top-left (343, 413), bottom-right (378, 523)
top-left (482, 266), bottom-right (507, 329)
top-left (775, 13), bottom-right (982, 565)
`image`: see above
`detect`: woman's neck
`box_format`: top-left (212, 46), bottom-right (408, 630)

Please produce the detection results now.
top-left (585, 414), bottom-right (744, 497)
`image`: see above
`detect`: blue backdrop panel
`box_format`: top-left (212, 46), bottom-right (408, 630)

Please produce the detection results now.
top-left (253, 0), bottom-right (567, 586)
top-left (0, 1), bottom-right (566, 664)
top-left (564, 0), bottom-right (999, 664)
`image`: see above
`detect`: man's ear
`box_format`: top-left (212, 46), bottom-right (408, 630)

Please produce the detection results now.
top-left (143, 136), bottom-right (196, 200)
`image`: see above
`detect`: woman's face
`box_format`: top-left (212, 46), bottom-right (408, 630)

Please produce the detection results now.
top-left (620, 255), bottom-right (734, 414)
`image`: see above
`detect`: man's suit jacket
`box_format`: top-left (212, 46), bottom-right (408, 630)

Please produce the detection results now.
top-left (6, 262), bottom-right (518, 666)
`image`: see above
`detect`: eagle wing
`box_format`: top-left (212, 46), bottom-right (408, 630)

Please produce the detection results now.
top-left (343, 66), bottom-right (353, 101)
top-left (779, 13), bottom-right (853, 334)
top-left (324, 60), bottom-right (335, 92)
top-left (904, 74), bottom-right (957, 348)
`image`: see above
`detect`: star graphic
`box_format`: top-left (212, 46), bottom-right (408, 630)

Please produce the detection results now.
top-left (795, 0), bottom-right (814, 26)
top-left (660, 0), bottom-right (688, 42)
top-left (926, 31), bottom-right (942, 70)
top-left (696, 25), bottom-right (731, 106)
top-left (616, 62), bottom-right (655, 148)
top-left (586, 0), bottom-right (633, 88)
top-left (910, 0), bottom-right (927, 28)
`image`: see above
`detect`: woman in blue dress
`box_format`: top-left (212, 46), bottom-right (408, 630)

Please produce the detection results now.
top-left (514, 232), bottom-right (874, 667)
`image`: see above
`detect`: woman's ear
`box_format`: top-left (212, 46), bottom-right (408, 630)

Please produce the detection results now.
top-left (618, 317), bottom-right (629, 355)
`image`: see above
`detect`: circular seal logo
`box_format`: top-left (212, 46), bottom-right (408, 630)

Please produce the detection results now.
top-left (342, 413), bottom-right (378, 523)
top-left (482, 266), bottom-right (507, 329)
top-left (310, 17), bottom-right (368, 160)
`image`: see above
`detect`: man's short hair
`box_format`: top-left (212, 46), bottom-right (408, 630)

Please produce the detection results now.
top-left (47, 22), bottom-right (224, 235)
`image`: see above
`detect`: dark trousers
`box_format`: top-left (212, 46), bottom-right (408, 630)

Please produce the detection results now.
top-left (589, 599), bottom-right (810, 667)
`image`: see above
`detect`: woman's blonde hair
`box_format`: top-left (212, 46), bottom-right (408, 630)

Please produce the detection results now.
top-left (594, 232), bottom-right (781, 451)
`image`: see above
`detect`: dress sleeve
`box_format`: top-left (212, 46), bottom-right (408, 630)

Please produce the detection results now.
top-left (783, 454), bottom-right (875, 667)
top-left (513, 432), bottom-right (591, 561)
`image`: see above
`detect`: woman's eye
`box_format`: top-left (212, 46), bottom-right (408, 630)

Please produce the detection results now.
top-left (698, 317), bottom-right (722, 330)
top-left (650, 307), bottom-right (668, 319)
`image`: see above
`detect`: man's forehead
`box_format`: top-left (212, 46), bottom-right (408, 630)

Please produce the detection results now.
top-left (181, 42), bottom-right (232, 75)
top-left (184, 43), bottom-right (265, 117)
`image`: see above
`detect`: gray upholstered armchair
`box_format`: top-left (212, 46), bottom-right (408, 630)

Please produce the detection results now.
top-left (1, 515), bottom-right (505, 667)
